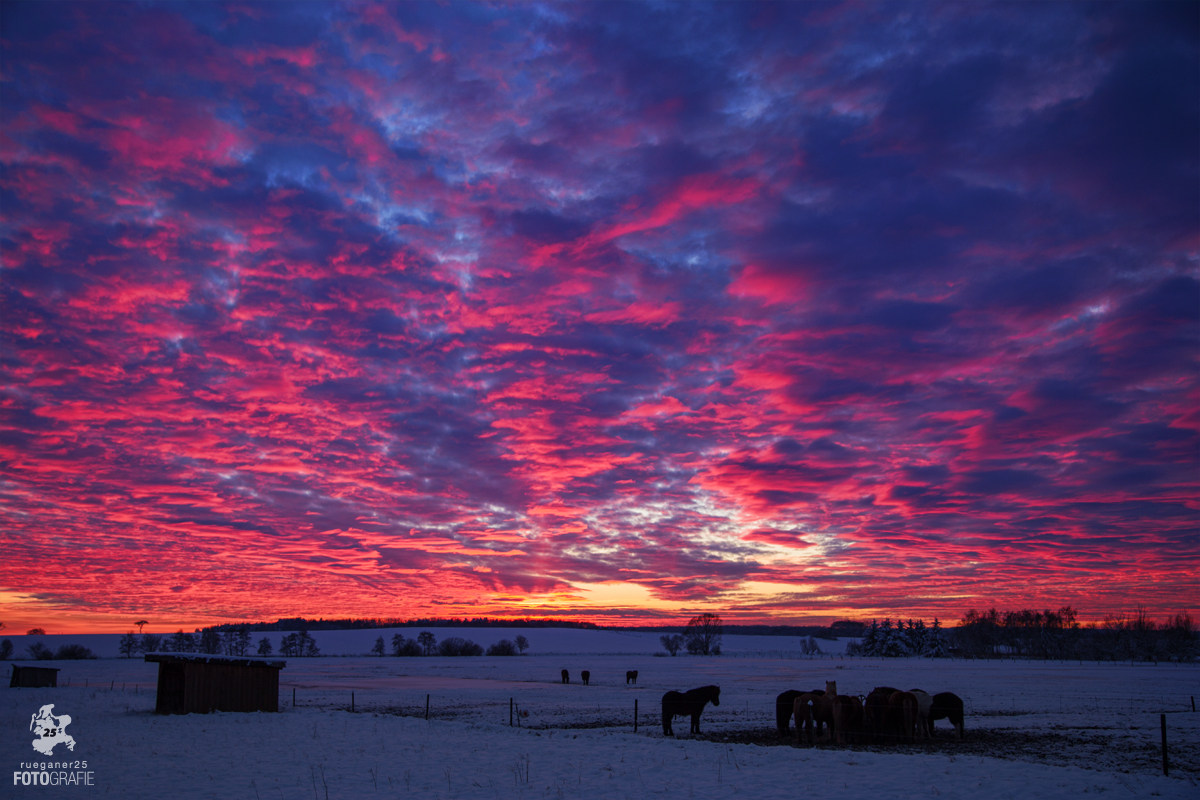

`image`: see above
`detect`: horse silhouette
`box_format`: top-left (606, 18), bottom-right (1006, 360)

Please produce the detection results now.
top-left (581, 670), bottom-right (590, 685)
top-left (777, 688), bottom-right (824, 737)
top-left (929, 692), bottom-right (964, 739)
top-left (662, 685), bottom-right (720, 736)
top-left (561, 669), bottom-right (569, 684)
top-left (863, 686), bottom-right (899, 742)
top-left (626, 670), bottom-right (638, 685)
top-left (831, 694), bottom-right (864, 744)
top-left (888, 690), bottom-right (918, 742)
top-left (810, 680), bottom-right (837, 741)
top-left (791, 691), bottom-right (825, 745)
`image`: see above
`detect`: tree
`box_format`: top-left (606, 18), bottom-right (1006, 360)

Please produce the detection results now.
top-left (169, 630), bottom-right (196, 653)
top-left (925, 618), bottom-right (951, 658)
top-left (660, 633), bottom-right (684, 656)
top-left (54, 644), bottom-right (97, 660)
top-left (198, 629), bottom-right (222, 655)
top-left (372, 636), bottom-right (386, 657)
top-left (257, 637), bottom-right (274, 656)
top-left (119, 632), bottom-right (139, 658)
top-left (28, 642), bottom-right (54, 660)
top-left (135, 620), bottom-right (148, 634)
top-left (27, 628), bottom-right (46, 636)
top-left (300, 630), bottom-right (321, 657)
top-left (279, 633), bottom-right (300, 657)
top-left (0, 640), bottom-right (13, 660)
top-left (140, 633), bottom-right (163, 653)
top-left (683, 613), bottom-right (723, 656)
top-left (514, 634), bottom-right (529, 654)
top-left (235, 627), bottom-right (252, 657)
top-left (801, 636), bottom-right (823, 656)
top-left (417, 631), bottom-right (437, 656)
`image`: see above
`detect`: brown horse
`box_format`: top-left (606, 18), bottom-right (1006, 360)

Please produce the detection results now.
top-left (626, 670), bottom-right (638, 685)
top-left (561, 669), bottom-right (569, 684)
top-left (662, 685), bottom-right (720, 736)
top-left (929, 692), bottom-right (964, 739)
top-left (810, 680), bottom-right (838, 742)
top-left (888, 690), bottom-right (918, 742)
top-left (831, 694), bottom-right (864, 744)
top-left (581, 670), bottom-right (590, 685)
top-left (863, 686), bottom-right (898, 742)
top-left (791, 692), bottom-right (823, 746)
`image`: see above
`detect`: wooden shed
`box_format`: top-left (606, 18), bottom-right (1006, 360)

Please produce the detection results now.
top-left (9, 665), bottom-right (60, 688)
top-left (145, 653), bottom-right (285, 714)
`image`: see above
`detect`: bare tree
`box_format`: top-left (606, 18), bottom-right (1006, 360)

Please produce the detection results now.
top-left (683, 613), bottom-right (723, 656)
top-left (417, 631), bottom-right (437, 656)
top-left (514, 634), bottom-right (529, 654)
top-left (659, 634), bottom-right (684, 656)
top-left (135, 620), bottom-right (148, 635)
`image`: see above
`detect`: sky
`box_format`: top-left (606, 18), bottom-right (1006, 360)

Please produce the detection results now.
top-left (1, 1), bottom-right (1197, 635)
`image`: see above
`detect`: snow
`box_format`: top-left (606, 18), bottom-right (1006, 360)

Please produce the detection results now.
top-left (3, 630), bottom-right (1197, 798)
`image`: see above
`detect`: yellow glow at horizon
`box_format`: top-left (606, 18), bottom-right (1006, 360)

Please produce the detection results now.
top-left (571, 582), bottom-right (682, 611)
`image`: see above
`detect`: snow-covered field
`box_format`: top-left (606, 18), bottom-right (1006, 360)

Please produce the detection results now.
top-left (3, 632), bottom-right (1197, 798)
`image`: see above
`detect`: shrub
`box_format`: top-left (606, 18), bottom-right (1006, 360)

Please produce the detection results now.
top-left (438, 637), bottom-right (483, 656)
top-left (486, 639), bottom-right (518, 656)
top-left (54, 644), bottom-right (97, 660)
top-left (0, 639), bottom-right (12, 660)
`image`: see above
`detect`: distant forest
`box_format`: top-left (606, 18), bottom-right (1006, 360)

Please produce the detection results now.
top-left (203, 617), bottom-right (602, 632)
top-left (201, 617), bottom-right (866, 639)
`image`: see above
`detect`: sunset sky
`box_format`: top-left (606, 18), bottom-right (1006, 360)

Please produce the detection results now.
top-left (2, 2), bottom-right (1197, 634)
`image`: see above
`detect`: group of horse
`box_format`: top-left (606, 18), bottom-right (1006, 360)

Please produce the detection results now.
top-left (654, 680), bottom-right (964, 742)
top-left (559, 669), bottom-right (639, 685)
top-left (778, 681), bottom-right (965, 745)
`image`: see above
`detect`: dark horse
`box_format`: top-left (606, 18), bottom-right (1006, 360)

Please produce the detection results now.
top-left (775, 689), bottom-right (824, 737)
top-left (561, 669), bottom-right (569, 684)
top-left (862, 686), bottom-right (898, 742)
top-left (581, 670), bottom-right (590, 685)
top-left (626, 670), bottom-right (638, 685)
top-left (662, 685), bottom-right (720, 736)
top-left (929, 692), bottom-right (964, 739)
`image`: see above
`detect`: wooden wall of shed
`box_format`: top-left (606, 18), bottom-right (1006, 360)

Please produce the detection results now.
top-left (154, 662), bottom-right (279, 714)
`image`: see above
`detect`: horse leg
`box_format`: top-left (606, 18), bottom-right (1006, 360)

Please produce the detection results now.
top-left (691, 710), bottom-right (701, 734)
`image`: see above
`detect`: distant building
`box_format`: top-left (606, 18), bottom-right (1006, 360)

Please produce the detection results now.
top-left (9, 665), bottom-right (60, 688)
top-left (145, 653), bottom-right (285, 714)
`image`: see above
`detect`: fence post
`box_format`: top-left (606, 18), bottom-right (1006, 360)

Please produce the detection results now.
top-left (351, 691), bottom-right (354, 712)
top-left (634, 699), bottom-right (638, 732)
top-left (510, 698), bottom-right (513, 727)
top-left (1161, 714), bottom-right (1168, 776)
top-left (425, 694), bottom-right (430, 720)
top-left (293, 687), bottom-right (296, 707)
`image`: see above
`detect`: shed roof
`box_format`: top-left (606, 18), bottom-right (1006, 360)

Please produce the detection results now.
top-left (144, 653), bottom-right (285, 669)
top-left (9, 664), bottom-right (61, 672)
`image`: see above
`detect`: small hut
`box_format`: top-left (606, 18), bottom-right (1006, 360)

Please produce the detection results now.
top-left (145, 653), bottom-right (285, 714)
top-left (9, 665), bottom-right (60, 688)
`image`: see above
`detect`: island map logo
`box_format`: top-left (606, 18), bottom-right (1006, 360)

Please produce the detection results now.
top-left (30, 704), bottom-right (75, 755)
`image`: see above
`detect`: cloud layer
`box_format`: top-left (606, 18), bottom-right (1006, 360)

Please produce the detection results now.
top-left (2, 1), bottom-right (1196, 630)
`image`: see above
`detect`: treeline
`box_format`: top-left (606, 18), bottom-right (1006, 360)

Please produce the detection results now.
top-left (954, 606), bottom-right (1197, 662)
top-left (845, 607), bottom-right (1197, 662)
top-left (625, 620), bottom-right (867, 639)
top-left (117, 628), bottom-right (322, 658)
top-left (202, 616), bottom-right (599, 632)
